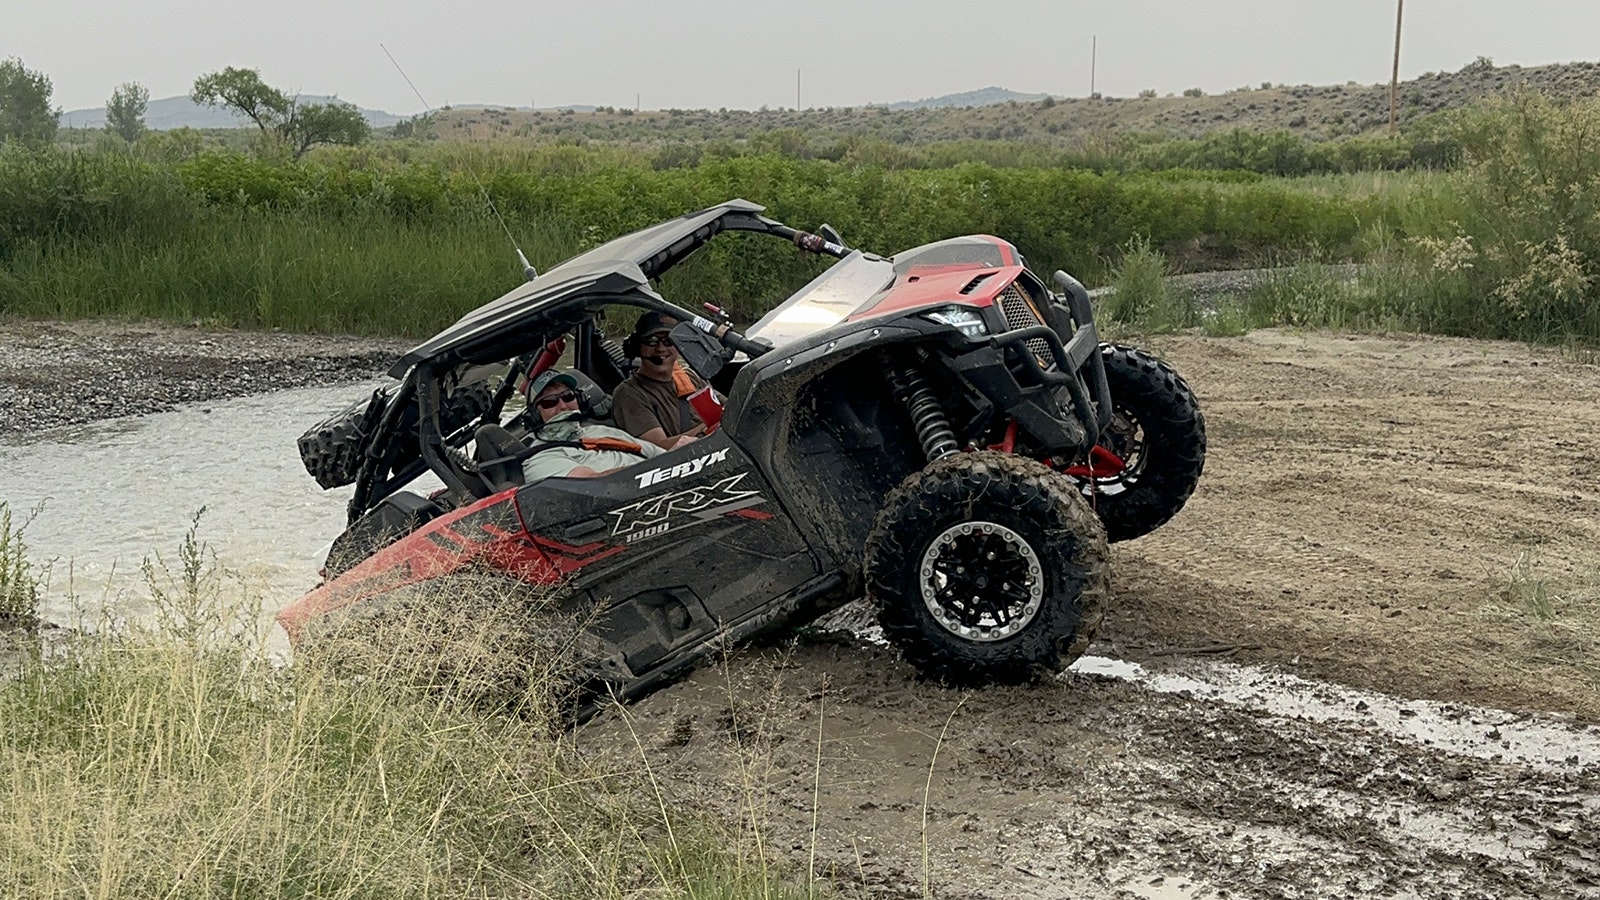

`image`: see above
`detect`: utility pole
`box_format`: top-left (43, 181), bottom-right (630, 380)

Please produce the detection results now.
top-left (797, 68), bottom-right (801, 110)
top-left (1091, 35), bottom-right (1097, 97)
top-left (1389, 0), bottom-right (1404, 134)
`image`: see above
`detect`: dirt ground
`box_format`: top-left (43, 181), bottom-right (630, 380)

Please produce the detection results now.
top-left (579, 329), bottom-right (1600, 900)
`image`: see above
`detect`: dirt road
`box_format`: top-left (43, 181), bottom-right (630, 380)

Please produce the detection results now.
top-left (581, 329), bottom-right (1600, 899)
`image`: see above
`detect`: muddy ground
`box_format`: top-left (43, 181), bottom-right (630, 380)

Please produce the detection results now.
top-left (580, 329), bottom-right (1600, 900)
top-left (2, 321), bottom-right (1596, 898)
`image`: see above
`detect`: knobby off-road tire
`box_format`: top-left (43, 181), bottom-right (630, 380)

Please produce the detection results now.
top-left (1070, 343), bottom-right (1206, 543)
top-left (865, 451), bottom-right (1110, 684)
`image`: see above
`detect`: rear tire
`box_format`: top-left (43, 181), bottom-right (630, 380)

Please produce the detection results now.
top-left (1065, 343), bottom-right (1206, 542)
top-left (865, 452), bottom-right (1109, 683)
top-left (298, 379), bottom-right (497, 490)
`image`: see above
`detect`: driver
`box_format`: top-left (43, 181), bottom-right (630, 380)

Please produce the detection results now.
top-left (521, 370), bottom-right (665, 481)
top-left (612, 311), bottom-right (715, 450)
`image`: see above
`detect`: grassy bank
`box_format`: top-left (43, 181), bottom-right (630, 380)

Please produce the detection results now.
top-left (0, 519), bottom-right (814, 899)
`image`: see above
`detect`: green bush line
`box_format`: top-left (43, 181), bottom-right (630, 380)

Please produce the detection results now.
top-left (9, 86), bottom-right (1599, 347)
top-left (0, 148), bottom-right (1375, 332)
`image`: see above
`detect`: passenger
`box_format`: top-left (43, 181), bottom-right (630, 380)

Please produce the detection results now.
top-left (521, 370), bottom-right (665, 481)
top-left (612, 311), bottom-right (716, 450)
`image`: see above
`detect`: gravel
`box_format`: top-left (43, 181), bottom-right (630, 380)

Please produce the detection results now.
top-left (0, 320), bottom-right (413, 439)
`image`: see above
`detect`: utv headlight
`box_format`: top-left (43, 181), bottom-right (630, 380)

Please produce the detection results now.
top-left (922, 307), bottom-right (990, 339)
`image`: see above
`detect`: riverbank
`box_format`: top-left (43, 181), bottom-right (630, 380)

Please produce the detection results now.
top-left (0, 319), bottom-right (410, 438)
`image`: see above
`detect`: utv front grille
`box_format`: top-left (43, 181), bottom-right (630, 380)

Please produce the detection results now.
top-left (996, 283), bottom-right (1054, 364)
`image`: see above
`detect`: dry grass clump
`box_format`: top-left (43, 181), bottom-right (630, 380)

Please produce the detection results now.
top-left (0, 520), bottom-right (809, 899)
top-left (1487, 551), bottom-right (1600, 685)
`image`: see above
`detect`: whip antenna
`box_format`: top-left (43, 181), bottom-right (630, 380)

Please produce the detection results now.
top-left (381, 43), bottom-right (538, 281)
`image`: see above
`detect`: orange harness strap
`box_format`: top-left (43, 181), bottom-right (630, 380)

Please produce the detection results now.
top-left (580, 436), bottom-right (646, 455)
top-left (672, 365), bottom-right (697, 398)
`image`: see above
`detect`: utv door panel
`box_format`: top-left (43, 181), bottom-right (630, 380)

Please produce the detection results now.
top-left (511, 432), bottom-right (817, 627)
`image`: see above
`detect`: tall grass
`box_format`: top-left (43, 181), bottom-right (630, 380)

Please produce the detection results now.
top-left (0, 523), bottom-right (812, 899)
top-left (1102, 237), bottom-right (1196, 333)
top-left (11, 90), bottom-right (1600, 349)
top-left (0, 146), bottom-right (1376, 333)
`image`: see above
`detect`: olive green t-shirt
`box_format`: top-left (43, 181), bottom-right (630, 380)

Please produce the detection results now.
top-left (611, 367), bottom-right (709, 439)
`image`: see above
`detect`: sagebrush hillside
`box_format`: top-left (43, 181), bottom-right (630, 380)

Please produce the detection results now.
top-left (425, 59), bottom-right (1600, 145)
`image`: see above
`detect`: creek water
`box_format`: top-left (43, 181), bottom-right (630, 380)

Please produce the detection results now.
top-left (0, 382), bottom-right (396, 624)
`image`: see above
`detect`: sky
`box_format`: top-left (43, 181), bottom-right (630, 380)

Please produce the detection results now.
top-left (6, 0), bottom-right (1599, 116)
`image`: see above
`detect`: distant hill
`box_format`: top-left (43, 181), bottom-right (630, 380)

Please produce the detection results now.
top-left (61, 59), bottom-right (1600, 144)
top-left (422, 59), bottom-right (1600, 146)
top-left (884, 87), bottom-right (1051, 109)
top-left (61, 95), bottom-right (405, 130)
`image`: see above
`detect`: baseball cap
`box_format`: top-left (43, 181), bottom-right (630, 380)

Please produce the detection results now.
top-left (632, 310), bottom-right (676, 337)
top-left (525, 369), bottom-right (579, 399)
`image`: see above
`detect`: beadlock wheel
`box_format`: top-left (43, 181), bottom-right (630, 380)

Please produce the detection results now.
top-left (865, 451), bottom-right (1110, 684)
top-left (918, 520), bottom-right (1044, 642)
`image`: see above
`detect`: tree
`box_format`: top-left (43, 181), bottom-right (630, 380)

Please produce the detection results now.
top-left (105, 81), bottom-right (149, 142)
top-left (0, 57), bottom-right (61, 143)
top-left (285, 100), bottom-right (369, 158)
top-left (192, 67), bottom-right (289, 132)
top-left (191, 67), bottom-right (370, 158)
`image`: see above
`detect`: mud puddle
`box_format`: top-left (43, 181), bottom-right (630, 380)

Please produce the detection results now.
top-left (586, 637), bottom-right (1600, 900)
top-left (1072, 655), bottom-right (1600, 772)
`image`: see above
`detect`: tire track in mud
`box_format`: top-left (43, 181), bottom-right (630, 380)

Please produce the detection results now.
top-left (582, 638), bottom-right (1599, 899)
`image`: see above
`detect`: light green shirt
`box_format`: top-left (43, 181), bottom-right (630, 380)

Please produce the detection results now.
top-left (520, 413), bottom-right (665, 482)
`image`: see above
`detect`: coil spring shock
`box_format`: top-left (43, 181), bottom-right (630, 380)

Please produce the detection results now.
top-left (886, 355), bottom-right (959, 462)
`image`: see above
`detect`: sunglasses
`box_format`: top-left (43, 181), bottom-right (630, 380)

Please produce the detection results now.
top-left (535, 390), bottom-right (579, 410)
top-left (639, 334), bottom-right (674, 348)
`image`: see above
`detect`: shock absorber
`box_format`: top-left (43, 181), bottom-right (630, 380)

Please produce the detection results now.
top-left (885, 354), bottom-right (960, 462)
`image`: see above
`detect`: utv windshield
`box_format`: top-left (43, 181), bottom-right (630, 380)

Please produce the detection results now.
top-left (746, 235), bottom-right (1023, 348)
top-left (745, 252), bottom-right (895, 348)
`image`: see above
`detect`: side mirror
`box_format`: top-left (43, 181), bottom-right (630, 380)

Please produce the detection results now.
top-left (669, 321), bottom-right (730, 381)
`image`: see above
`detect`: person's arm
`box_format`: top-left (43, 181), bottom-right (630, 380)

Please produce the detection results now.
top-left (566, 464), bottom-right (622, 478)
top-left (635, 425), bottom-right (703, 450)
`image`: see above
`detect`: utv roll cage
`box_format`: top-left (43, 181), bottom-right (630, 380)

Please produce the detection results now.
top-left (343, 200), bottom-right (1115, 524)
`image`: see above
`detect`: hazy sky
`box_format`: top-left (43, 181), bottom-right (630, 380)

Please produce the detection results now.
top-left (7, 0), bottom-right (1598, 115)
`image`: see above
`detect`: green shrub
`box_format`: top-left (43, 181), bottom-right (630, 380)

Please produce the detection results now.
top-left (1103, 236), bottom-right (1195, 332)
top-left (0, 147), bottom-right (1370, 333)
top-left (0, 501), bottom-right (39, 627)
top-left (1430, 87), bottom-right (1600, 342)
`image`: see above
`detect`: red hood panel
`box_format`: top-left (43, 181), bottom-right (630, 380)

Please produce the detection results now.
top-left (848, 265), bottom-right (1024, 321)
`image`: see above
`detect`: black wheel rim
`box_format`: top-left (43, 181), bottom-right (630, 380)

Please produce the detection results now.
top-left (918, 521), bottom-right (1044, 642)
top-left (1087, 406), bottom-right (1147, 496)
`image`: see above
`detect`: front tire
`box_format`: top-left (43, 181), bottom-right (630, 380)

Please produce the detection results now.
top-left (1065, 343), bottom-right (1206, 542)
top-left (865, 452), bottom-right (1110, 683)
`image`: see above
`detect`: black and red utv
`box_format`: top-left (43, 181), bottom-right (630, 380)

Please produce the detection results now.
top-left (283, 199), bottom-right (1205, 708)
